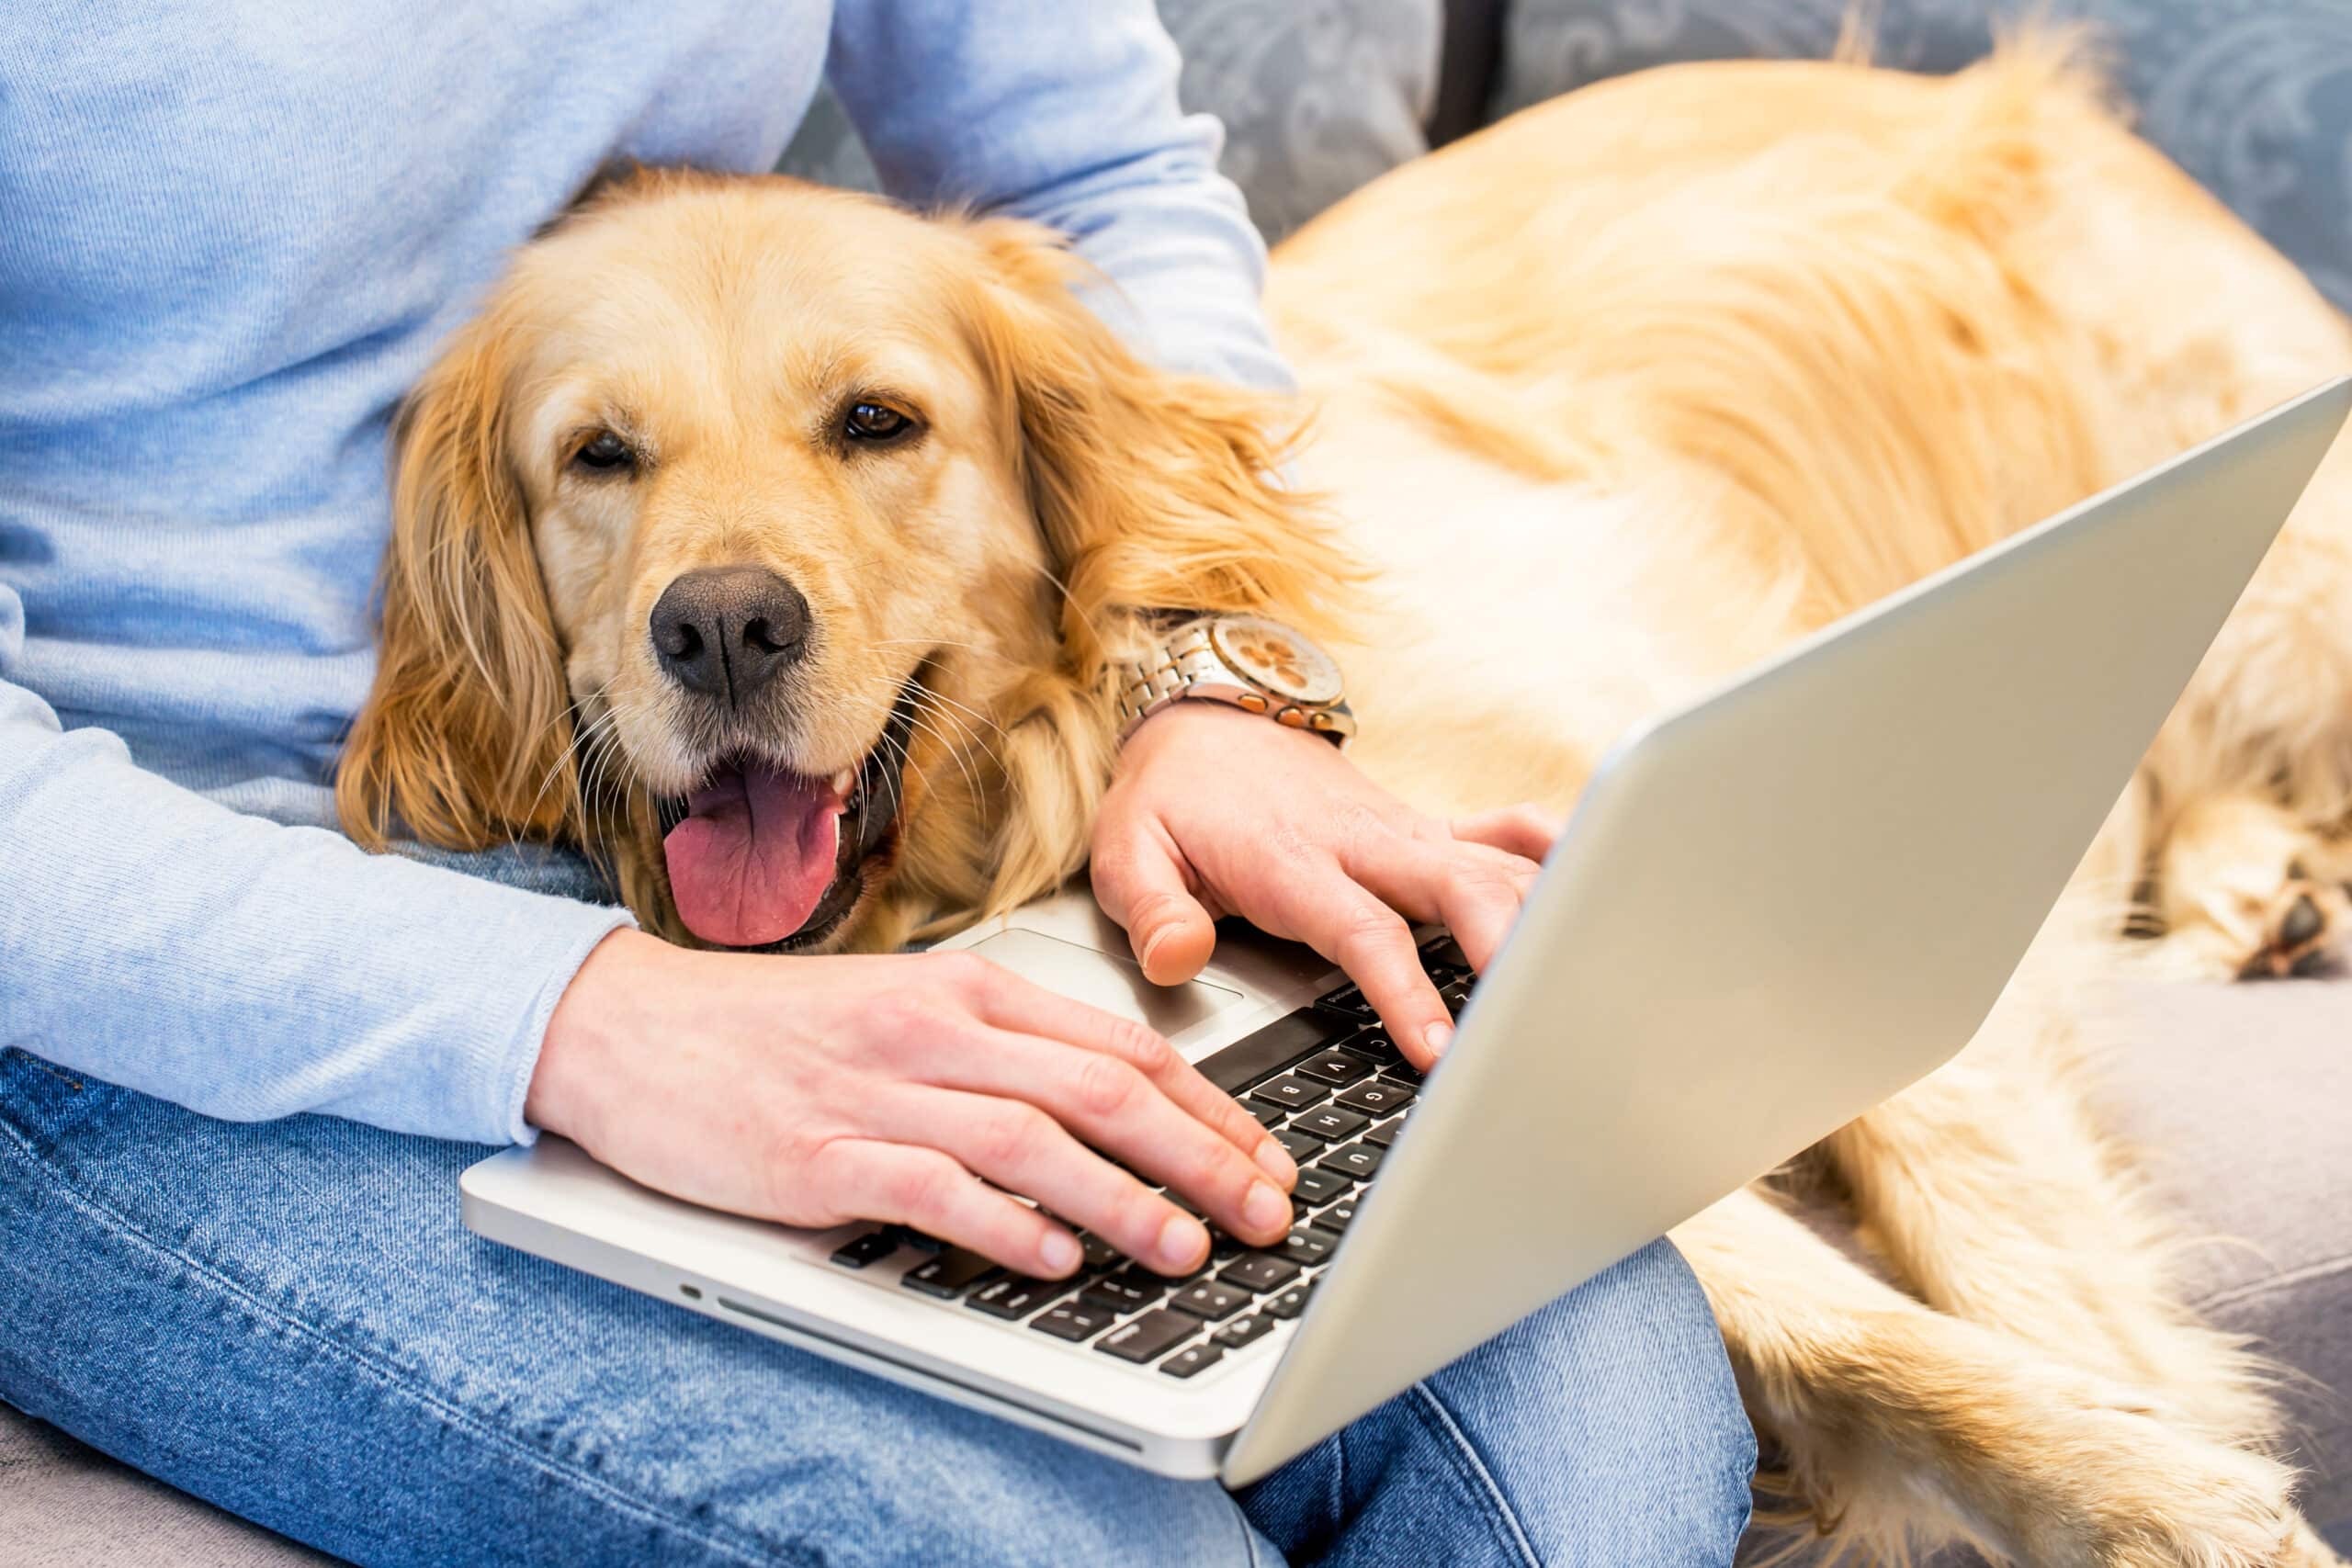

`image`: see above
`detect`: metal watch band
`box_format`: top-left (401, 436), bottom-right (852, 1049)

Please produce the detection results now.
top-left (1114, 619), bottom-right (1352, 745)
top-left (1114, 622), bottom-right (1223, 733)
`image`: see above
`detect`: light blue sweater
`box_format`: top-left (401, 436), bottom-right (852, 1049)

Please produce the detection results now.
top-left (0, 1), bottom-right (1288, 1145)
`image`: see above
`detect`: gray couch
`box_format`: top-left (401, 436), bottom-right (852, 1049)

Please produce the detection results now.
top-left (16, 1), bottom-right (2351, 1561)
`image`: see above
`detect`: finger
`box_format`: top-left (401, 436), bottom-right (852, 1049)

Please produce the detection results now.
top-left (974, 965), bottom-right (1294, 1187)
top-left (1451, 803), bottom-right (1564, 864)
top-left (1090, 815), bottom-right (1219, 984)
top-left (809, 1139), bottom-right (1082, 1277)
top-left (910, 1027), bottom-right (1295, 1253)
top-left (1351, 836), bottom-right (1536, 976)
top-left (1255, 860), bottom-right (1453, 1068)
top-left (865, 1087), bottom-right (1220, 1275)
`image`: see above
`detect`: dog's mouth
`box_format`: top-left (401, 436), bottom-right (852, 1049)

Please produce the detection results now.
top-left (654, 679), bottom-right (922, 953)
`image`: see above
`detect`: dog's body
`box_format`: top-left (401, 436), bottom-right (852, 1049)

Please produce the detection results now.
top-left (345, 49), bottom-right (2352, 1566)
top-left (1278, 54), bottom-right (2352, 1566)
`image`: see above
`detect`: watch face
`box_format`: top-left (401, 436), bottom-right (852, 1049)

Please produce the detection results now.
top-left (1208, 614), bottom-right (1344, 705)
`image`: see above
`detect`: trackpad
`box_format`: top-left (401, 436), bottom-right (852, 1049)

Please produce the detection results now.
top-left (963, 929), bottom-right (1242, 1037)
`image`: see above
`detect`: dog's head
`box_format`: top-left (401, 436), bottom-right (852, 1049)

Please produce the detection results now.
top-left (338, 169), bottom-right (1351, 951)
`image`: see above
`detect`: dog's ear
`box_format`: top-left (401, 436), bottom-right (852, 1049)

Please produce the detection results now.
top-left (335, 314), bottom-right (577, 852)
top-left (957, 217), bottom-right (1361, 671)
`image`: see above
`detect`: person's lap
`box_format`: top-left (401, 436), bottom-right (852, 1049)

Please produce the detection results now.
top-left (0, 1043), bottom-right (1752, 1567)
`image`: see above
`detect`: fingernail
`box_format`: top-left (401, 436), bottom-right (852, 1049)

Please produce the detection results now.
top-left (1138, 924), bottom-right (1173, 971)
top-left (1253, 1137), bottom-right (1297, 1184)
top-left (1242, 1182), bottom-right (1288, 1233)
top-left (1039, 1230), bottom-right (1081, 1275)
top-left (1158, 1213), bottom-right (1207, 1271)
top-left (1424, 1022), bottom-right (1454, 1058)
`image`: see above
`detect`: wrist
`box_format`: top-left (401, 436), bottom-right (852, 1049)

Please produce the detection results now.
top-left (527, 926), bottom-right (677, 1145)
top-left (1114, 694), bottom-right (1278, 768)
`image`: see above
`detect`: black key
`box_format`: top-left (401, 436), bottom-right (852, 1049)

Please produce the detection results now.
top-left (1077, 1233), bottom-right (1120, 1270)
top-left (1163, 1188), bottom-right (1205, 1217)
top-left (1362, 1117), bottom-right (1406, 1149)
top-left (1294, 1105), bottom-right (1369, 1143)
top-left (1335, 1078), bottom-right (1414, 1117)
top-left (1170, 1280), bottom-right (1251, 1320)
top-left (1316, 1199), bottom-right (1359, 1235)
top-left (1380, 1062), bottom-right (1425, 1088)
top-left (1341, 1027), bottom-right (1401, 1063)
top-left (966, 1275), bottom-right (1069, 1321)
top-left (1160, 1343), bottom-right (1225, 1379)
top-left (1274, 1126), bottom-right (1327, 1163)
top-left (1032, 1298), bottom-right (1119, 1342)
top-left (1265, 1280), bottom-right (1317, 1320)
top-left (1318, 1143), bottom-right (1385, 1181)
top-left (885, 1224), bottom-right (944, 1254)
top-left (1279, 1227), bottom-right (1337, 1268)
top-left (1294, 1050), bottom-right (1375, 1088)
top-left (1096, 1308), bottom-right (1199, 1363)
top-left (1208, 1228), bottom-right (1245, 1262)
top-left (1220, 1252), bottom-right (1301, 1292)
top-left (1215, 1313), bottom-right (1275, 1350)
top-left (1076, 1285), bottom-right (1141, 1318)
top-left (1250, 1074), bottom-right (1330, 1112)
top-left (1246, 1098), bottom-right (1289, 1128)
top-left (1291, 1166), bottom-right (1352, 1206)
top-left (1086, 1267), bottom-right (1170, 1310)
top-left (1315, 983), bottom-right (1378, 1022)
top-left (900, 1248), bottom-right (1003, 1299)
top-left (1419, 933), bottom-right (1469, 974)
top-left (1439, 979), bottom-right (1474, 1016)
top-left (828, 1230), bottom-right (899, 1269)
top-left (1223, 1316), bottom-right (1279, 1354)
top-left (1198, 1010), bottom-right (1347, 1094)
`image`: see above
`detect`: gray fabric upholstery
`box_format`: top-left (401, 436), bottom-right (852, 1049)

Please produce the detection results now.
top-left (1494, 0), bottom-right (2352, 313)
top-left (2090, 980), bottom-right (2352, 1542)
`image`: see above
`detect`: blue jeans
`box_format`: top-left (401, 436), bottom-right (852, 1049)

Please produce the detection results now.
top-left (0, 1027), bottom-right (1753, 1568)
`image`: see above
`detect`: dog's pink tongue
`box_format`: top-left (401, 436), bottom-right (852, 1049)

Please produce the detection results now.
top-left (662, 766), bottom-right (845, 947)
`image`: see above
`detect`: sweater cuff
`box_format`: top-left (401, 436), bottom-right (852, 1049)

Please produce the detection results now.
top-left (483, 901), bottom-right (639, 1146)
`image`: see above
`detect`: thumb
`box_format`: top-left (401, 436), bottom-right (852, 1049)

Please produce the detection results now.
top-left (1091, 825), bottom-right (1220, 985)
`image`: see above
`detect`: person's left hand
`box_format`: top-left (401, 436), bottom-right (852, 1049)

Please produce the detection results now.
top-left (1089, 703), bottom-right (1560, 1070)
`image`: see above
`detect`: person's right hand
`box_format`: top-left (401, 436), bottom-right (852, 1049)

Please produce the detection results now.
top-left (526, 930), bottom-right (1299, 1280)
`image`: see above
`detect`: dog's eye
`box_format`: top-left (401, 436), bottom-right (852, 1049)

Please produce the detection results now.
top-left (572, 431), bottom-right (636, 473)
top-left (843, 402), bottom-right (913, 444)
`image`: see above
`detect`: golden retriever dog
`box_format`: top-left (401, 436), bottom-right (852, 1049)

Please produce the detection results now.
top-left (341, 42), bottom-right (2352, 1568)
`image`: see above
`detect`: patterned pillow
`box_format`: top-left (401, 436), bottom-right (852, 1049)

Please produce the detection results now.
top-left (1493, 0), bottom-right (2352, 312)
top-left (775, 1), bottom-right (1442, 243)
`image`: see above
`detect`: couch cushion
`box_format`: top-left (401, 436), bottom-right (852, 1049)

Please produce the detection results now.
top-left (2090, 977), bottom-right (2352, 1541)
top-left (1492, 0), bottom-right (2352, 315)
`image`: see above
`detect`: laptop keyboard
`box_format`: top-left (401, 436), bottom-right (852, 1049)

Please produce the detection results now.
top-left (823, 935), bottom-right (1474, 1382)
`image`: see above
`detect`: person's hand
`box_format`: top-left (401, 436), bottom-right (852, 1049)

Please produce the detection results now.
top-left (527, 931), bottom-right (1298, 1278)
top-left (1090, 704), bottom-right (1560, 1069)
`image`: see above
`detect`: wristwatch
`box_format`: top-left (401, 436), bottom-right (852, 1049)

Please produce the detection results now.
top-left (1114, 613), bottom-right (1356, 746)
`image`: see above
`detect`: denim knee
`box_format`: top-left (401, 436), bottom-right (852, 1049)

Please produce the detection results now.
top-left (1424, 1236), bottom-right (1755, 1566)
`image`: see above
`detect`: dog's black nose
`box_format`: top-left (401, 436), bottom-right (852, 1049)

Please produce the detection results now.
top-left (649, 566), bottom-right (811, 705)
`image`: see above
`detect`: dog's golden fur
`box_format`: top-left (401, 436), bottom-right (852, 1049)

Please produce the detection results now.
top-left (343, 44), bottom-right (2352, 1566)
top-left (337, 172), bottom-right (1355, 949)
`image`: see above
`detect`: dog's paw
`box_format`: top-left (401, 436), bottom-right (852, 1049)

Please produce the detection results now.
top-left (2233, 878), bottom-right (2346, 980)
top-left (2144, 794), bottom-right (2350, 981)
top-left (2064, 1420), bottom-right (2297, 1568)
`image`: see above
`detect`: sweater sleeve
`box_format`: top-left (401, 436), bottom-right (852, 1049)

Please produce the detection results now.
top-left (825, 0), bottom-right (1296, 393)
top-left (0, 583), bottom-right (633, 1145)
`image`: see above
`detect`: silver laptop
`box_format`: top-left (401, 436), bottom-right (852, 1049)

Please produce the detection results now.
top-left (463, 378), bottom-right (2352, 1487)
